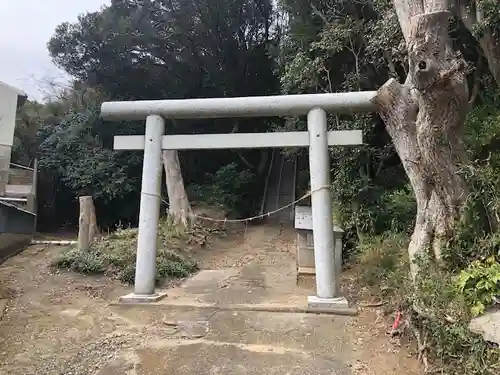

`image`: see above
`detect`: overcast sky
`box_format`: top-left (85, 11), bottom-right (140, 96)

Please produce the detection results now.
top-left (0, 0), bottom-right (109, 101)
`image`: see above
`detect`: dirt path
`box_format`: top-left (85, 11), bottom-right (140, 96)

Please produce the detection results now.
top-left (0, 224), bottom-right (421, 375)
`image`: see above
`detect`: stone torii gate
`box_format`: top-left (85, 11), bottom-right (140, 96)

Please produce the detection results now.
top-left (100, 91), bottom-right (377, 311)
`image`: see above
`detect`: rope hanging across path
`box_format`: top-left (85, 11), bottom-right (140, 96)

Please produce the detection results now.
top-left (141, 185), bottom-right (332, 223)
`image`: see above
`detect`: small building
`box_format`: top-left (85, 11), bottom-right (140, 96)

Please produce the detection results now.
top-left (0, 80), bottom-right (27, 194)
top-left (0, 81), bottom-right (35, 262)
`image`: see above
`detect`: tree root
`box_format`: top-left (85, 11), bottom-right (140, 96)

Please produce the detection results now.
top-left (409, 318), bottom-right (430, 372)
top-left (405, 312), bottom-right (447, 374)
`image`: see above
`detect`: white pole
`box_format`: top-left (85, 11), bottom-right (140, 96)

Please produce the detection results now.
top-left (134, 115), bottom-right (165, 295)
top-left (307, 108), bottom-right (337, 299)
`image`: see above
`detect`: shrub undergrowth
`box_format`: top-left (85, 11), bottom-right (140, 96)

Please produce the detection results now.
top-left (53, 219), bottom-right (209, 284)
top-left (355, 233), bottom-right (500, 374)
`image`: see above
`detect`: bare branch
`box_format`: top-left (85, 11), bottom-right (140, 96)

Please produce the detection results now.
top-left (469, 50), bottom-right (483, 105)
top-left (322, 66), bottom-right (333, 93)
top-left (310, 4), bottom-right (329, 25)
top-left (237, 152), bottom-right (255, 169)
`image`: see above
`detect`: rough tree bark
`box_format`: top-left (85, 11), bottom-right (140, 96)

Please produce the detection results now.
top-left (88, 198), bottom-right (100, 242)
top-left (373, 0), bottom-right (471, 278)
top-left (162, 149), bottom-right (192, 227)
top-left (78, 196), bottom-right (99, 251)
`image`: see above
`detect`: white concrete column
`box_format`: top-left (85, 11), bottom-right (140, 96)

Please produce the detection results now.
top-left (134, 115), bottom-right (165, 296)
top-left (307, 108), bottom-right (338, 299)
top-left (334, 232), bottom-right (343, 282)
top-left (0, 144), bottom-right (12, 195)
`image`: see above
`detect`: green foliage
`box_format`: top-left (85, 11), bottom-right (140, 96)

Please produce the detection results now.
top-left (356, 232), bottom-right (409, 297)
top-left (53, 220), bottom-right (199, 284)
top-left (37, 104), bottom-right (137, 202)
top-left (54, 248), bottom-right (106, 274)
top-left (48, 0), bottom-right (278, 100)
top-left (456, 256), bottom-right (500, 317)
top-left (472, 0), bottom-right (500, 38)
top-left (188, 163), bottom-right (256, 213)
top-left (410, 262), bottom-right (500, 375)
top-left (380, 187), bottom-right (416, 234)
top-left (21, 86), bottom-right (145, 230)
top-left (415, 311), bottom-right (500, 375)
top-left (356, 237), bottom-right (500, 374)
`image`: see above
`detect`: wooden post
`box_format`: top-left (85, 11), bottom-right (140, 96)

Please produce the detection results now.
top-left (88, 197), bottom-right (99, 242)
top-left (78, 196), bottom-right (98, 251)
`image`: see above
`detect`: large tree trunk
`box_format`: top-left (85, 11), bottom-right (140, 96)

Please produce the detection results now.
top-left (374, 1), bottom-right (470, 279)
top-left (162, 150), bottom-right (192, 227)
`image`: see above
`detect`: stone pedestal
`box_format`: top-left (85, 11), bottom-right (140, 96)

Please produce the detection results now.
top-left (295, 206), bottom-right (343, 282)
top-left (296, 229), bottom-right (315, 272)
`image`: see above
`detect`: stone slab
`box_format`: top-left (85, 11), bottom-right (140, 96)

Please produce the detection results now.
top-left (97, 341), bottom-right (349, 375)
top-left (297, 267), bottom-right (315, 275)
top-left (181, 268), bottom-right (241, 294)
top-left (469, 308), bottom-right (500, 345)
top-left (307, 296), bottom-right (353, 314)
top-left (119, 291), bottom-right (169, 303)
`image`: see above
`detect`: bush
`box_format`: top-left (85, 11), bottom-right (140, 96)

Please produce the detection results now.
top-left (357, 232), bottom-right (409, 288)
top-left (410, 261), bottom-right (500, 375)
top-left (188, 162), bottom-right (256, 214)
top-left (55, 248), bottom-right (105, 274)
top-left (379, 186), bottom-right (416, 234)
top-left (53, 220), bottom-right (200, 284)
top-left (456, 256), bottom-right (500, 317)
top-left (355, 233), bottom-right (500, 375)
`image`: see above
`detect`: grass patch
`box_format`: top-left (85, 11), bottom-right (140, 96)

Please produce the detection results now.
top-left (356, 232), bottom-right (410, 307)
top-left (53, 219), bottom-right (223, 284)
top-left (354, 231), bottom-right (500, 375)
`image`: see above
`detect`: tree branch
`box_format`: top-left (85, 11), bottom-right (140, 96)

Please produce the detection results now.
top-left (237, 152), bottom-right (255, 169)
top-left (458, 1), bottom-right (500, 86)
top-left (310, 4), bottom-right (329, 25)
top-left (469, 50), bottom-right (483, 105)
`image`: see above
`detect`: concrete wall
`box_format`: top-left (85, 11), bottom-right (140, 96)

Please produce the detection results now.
top-left (0, 145), bottom-right (11, 194)
top-left (0, 233), bottom-right (31, 263)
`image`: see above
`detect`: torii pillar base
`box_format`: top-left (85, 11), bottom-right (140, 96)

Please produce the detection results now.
top-left (119, 291), bottom-right (168, 304)
top-left (307, 295), bottom-right (350, 311)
